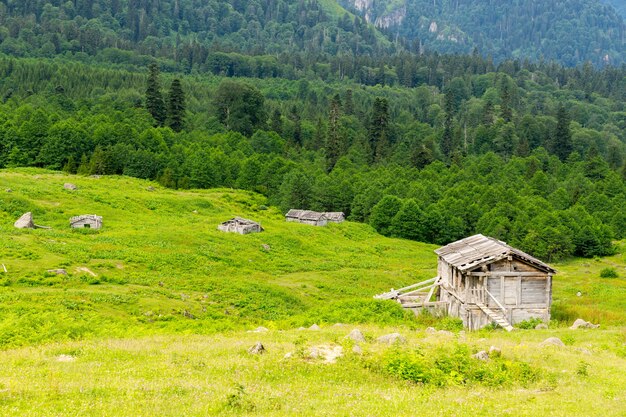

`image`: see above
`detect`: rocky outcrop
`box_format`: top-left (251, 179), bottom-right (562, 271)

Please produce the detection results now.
top-left (14, 212), bottom-right (35, 229)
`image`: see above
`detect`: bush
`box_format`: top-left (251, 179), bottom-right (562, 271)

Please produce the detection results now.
top-left (515, 317), bottom-right (544, 329)
top-left (600, 267), bottom-right (619, 278)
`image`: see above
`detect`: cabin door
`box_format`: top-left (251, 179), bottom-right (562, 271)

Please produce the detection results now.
top-left (503, 277), bottom-right (519, 306)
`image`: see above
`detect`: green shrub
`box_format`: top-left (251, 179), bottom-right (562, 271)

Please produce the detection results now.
top-left (600, 267), bottom-right (619, 278)
top-left (515, 317), bottom-right (544, 329)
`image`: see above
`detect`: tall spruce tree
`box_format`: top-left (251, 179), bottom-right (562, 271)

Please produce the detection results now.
top-left (441, 89), bottom-right (455, 159)
top-left (325, 94), bottom-right (342, 172)
top-left (553, 104), bottom-right (573, 161)
top-left (369, 97), bottom-right (390, 162)
top-left (146, 63), bottom-right (166, 127)
top-left (167, 78), bottom-right (186, 132)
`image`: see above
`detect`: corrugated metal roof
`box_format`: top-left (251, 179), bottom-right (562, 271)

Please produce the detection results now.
top-left (435, 234), bottom-right (555, 273)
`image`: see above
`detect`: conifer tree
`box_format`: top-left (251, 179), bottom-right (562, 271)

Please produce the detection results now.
top-left (553, 104), bottom-right (573, 161)
top-left (146, 63), bottom-right (166, 127)
top-left (270, 108), bottom-right (283, 136)
top-left (344, 89), bottom-right (354, 115)
top-left (326, 94), bottom-right (342, 172)
top-left (167, 78), bottom-right (186, 132)
top-left (368, 97), bottom-right (390, 162)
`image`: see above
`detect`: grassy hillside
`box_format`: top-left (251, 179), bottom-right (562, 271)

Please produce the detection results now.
top-left (1, 169), bottom-right (626, 416)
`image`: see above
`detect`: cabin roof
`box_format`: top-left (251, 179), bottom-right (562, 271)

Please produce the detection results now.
top-left (324, 212), bottom-right (345, 220)
top-left (435, 234), bottom-right (555, 273)
top-left (70, 214), bottom-right (102, 224)
top-left (286, 209), bottom-right (326, 221)
top-left (221, 217), bottom-right (260, 226)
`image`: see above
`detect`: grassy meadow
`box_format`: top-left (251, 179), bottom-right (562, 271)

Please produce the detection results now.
top-left (1, 168), bottom-right (625, 416)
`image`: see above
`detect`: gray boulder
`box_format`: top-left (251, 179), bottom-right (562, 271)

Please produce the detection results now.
top-left (248, 326), bottom-right (269, 333)
top-left (308, 324), bottom-right (321, 331)
top-left (488, 346), bottom-right (502, 358)
top-left (14, 212), bottom-right (35, 229)
top-left (535, 323), bottom-right (548, 330)
top-left (346, 329), bottom-right (366, 343)
top-left (248, 342), bottom-right (265, 355)
top-left (540, 337), bottom-right (565, 347)
top-left (473, 350), bottom-right (489, 361)
top-left (64, 183), bottom-right (78, 190)
top-left (376, 333), bottom-right (406, 344)
top-left (570, 318), bottom-right (600, 329)
top-left (425, 327), bottom-right (437, 334)
top-left (352, 344), bottom-right (363, 355)
top-left (47, 269), bottom-right (67, 275)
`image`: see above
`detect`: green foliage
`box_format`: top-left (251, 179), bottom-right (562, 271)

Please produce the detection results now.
top-left (213, 80), bottom-right (267, 136)
top-left (369, 195), bottom-right (402, 236)
top-left (600, 267), bottom-right (619, 278)
top-left (515, 318), bottom-right (544, 329)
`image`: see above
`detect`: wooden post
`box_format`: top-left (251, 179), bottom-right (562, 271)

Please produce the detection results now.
top-left (1, 264), bottom-right (6, 273)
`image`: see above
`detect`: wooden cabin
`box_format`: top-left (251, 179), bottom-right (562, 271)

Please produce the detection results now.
top-left (70, 214), bottom-right (103, 229)
top-left (376, 234), bottom-right (555, 331)
top-left (218, 217), bottom-right (263, 235)
top-left (285, 209), bottom-right (328, 226)
top-left (323, 212), bottom-right (345, 223)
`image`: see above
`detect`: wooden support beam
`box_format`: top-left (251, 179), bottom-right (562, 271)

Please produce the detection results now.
top-left (467, 272), bottom-right (548, 277)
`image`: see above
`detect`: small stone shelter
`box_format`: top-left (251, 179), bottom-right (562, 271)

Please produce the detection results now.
top-left (323, 212), bottom-right (345, 223)
top-left (376, 234), bottom-right (555, 331)
top-left (218, 217), bottom-right (263, 235)
top-left (70, 214), bottom-right (103, 229)
top-left (285, 210), bottom-right (328, 226)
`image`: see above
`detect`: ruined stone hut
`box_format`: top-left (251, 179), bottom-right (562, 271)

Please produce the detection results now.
top-left (285, 210), bottom-right (328, 226)
top-left (70, 215), bottom-right (103, 229)
top-left (218, 217), bottom-right (263, 235)
top-left (376, 234), bottom-right (555, 331)
top-left (323, 212), bottom-right (345, 223)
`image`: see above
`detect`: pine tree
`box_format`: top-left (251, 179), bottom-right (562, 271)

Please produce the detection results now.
top-left (441, 89), bottom-right (455, 159)
top-left (62, 155), bottom-right (77, 173)
top-left (344, 89), bottom-right (354, 115)
top-left (553, 104), bottom-right (573, 161)
top-left (289, 105), bottom-right (302, 146)
top-left (146, 63), bottom-right (166, 127)
top-left (77, 154), bottom-right (90, 175)
top-left (500, 81), bottom-right (513, 122)
top-left (313, 117), bottom-right (326, 151)
top-left (369, 97), bottom-right (390, 162)
top-left (167, 78), bottom-right (185, 132)
top-left (325, 94), bottom-right (342, 172)
top-left (270, 108), bottom-right (283, 136)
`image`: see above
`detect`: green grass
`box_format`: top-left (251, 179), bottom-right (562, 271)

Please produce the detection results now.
top-left (1, 169), bottom-right (626, 415)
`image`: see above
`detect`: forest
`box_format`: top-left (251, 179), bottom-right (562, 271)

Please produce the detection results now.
top-left (0, 1), bottom-right (624, 261)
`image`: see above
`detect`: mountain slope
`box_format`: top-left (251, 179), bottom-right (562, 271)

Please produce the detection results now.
top-left (340, 0), bottom-right (626, 66)
top-left (603, 0), bottom-right (626, 18)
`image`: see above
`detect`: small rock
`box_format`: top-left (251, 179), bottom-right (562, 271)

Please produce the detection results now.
top-left (14, 212), bottom-right (35, 229)
top-left (425, 327), bottom-right (437, 334)
top-left (576, 348), bottom-right (592, 355)
top-left (262, 244), bottom-right (271, 252)
top-left (90, 175), bottom-right (101, 179)
top-left (56, 355), bottom-right (75, 362)
top-left (64, 183), bottom-right (78, 190)
top-left (283, 352), bottom-right (293, 359)
top-left (535, 323), bottom-right (548, 330)
top-left (333, 323), bottom-right (345, 327)
top-left (248, 342), bottom-right (265, 355)
top-left (376, 333), bottom-right (406, 344)
top-left (182, 310), bottom-right (195, 319)
top-left (192, 210), bottom-right (198, 214)
top-left (576, 292), bottom-right (582, 297)
top-left (488, 346), bottom-right (502, 358)
top-left (146, 186), bottom-right (155, 192)
top-left (5, 188), bottom-right (12, 192)
top-left (570, 318), bottom-right (600, 329)
top-left (248, 326), bottom-right (269, 333)
top-left (438, 330), bottom-right (454, 336)
top-left (473, 351), bottom-right (489, 361)
top-left (540, 337), bottom-right (565, 347)
top-left (352, 344), bottom-right (363, 355)
top-left (296, 327), bottom-right (306, 331)
top-left (47, 269), bottom-right (67, 275)
top-left (308, 324), bottom-right (321, 331)
top-left (309, 345), bottom-right (343, 363)
top-left (346, 329), bottom-right (366, 343)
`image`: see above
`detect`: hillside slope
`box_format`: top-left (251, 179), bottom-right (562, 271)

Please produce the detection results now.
top-left (340, 0), bottom-right (626, 66)
top-left (1, 169), bottom-right (626, 349)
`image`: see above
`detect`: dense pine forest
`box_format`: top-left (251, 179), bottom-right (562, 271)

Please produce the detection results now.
top-left (0, 0), bottom-right (625, 261)
top-left (341, 0), bottom-right (625, 66)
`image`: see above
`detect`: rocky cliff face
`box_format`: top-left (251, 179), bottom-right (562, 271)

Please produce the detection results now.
top-left (344, 0), bottom-right (407, 27)
top-left (374, 6), bottom-right (407, 29)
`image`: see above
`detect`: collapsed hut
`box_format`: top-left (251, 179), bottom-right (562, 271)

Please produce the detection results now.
top-left (285, 210), bottom-right (328, 226)
top-left (376, 234), bottom-right (555, 331)
top-left (70, 215), bottom-right (103, 229)
top-left (218, 217), bottom-right (263, 235)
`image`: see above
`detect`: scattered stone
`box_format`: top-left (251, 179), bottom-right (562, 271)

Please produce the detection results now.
top-left (14, 212), bottom-right (35, 229)
top-left (261, 244), bottom-right (271, 252)
top-left (352, 344), bottom-right (363, 355)
top-left (76, 267), bottom-right (97, 277)
top-left (570, 318), bottom-right (600, 329)
top-left (376, 333), bottom-right (406, 344)
top-left (296, 327), bottom-right (306, 331)
top-left (146, 186), bottom-right (155, 192)
top-left (425, 327), bottom-right (437, 334)
top-left (576, 291), bottom-right (582, 297)
top-left (535, 323), bottom-right (548, 330)
top-left (248, 342), bottom-right (265, 355)
top-left (309, 345), bottom-right (343, 363)
top-left (248, 326), bottom-right (269, 333)
top-left (473, 350), bottom-right (489, 361)
top-left (5, 188), bottom-right (12, 192)
top-left (333, 323), bottom-right (345, 327)
top-left (192, 210), bottom-right (198, 214)
top-left (540, 337), bottom-right (565, 347)
top-left (346, 329), bottom-right (366, 343)
top-left (438, 330), bottom-right (454, 336)
top-left (283, 352), bottom-right (293, 359)
top-left (182, 310), bottom-right (195, 319)
top-left (90, 175), bottom-right (101, 179)
top-left (47, 269), bottom-right (67, 275)
top-left (576, 347), bottom-right (592, 355)
top-left (64, 183), bottom-right (78, 190)
top-left (308, 324), bottom-right (321, 331)
top-left (488, 346), bottom-right (502, 358)
top-left (56, 355), bottom-right (76, 362)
